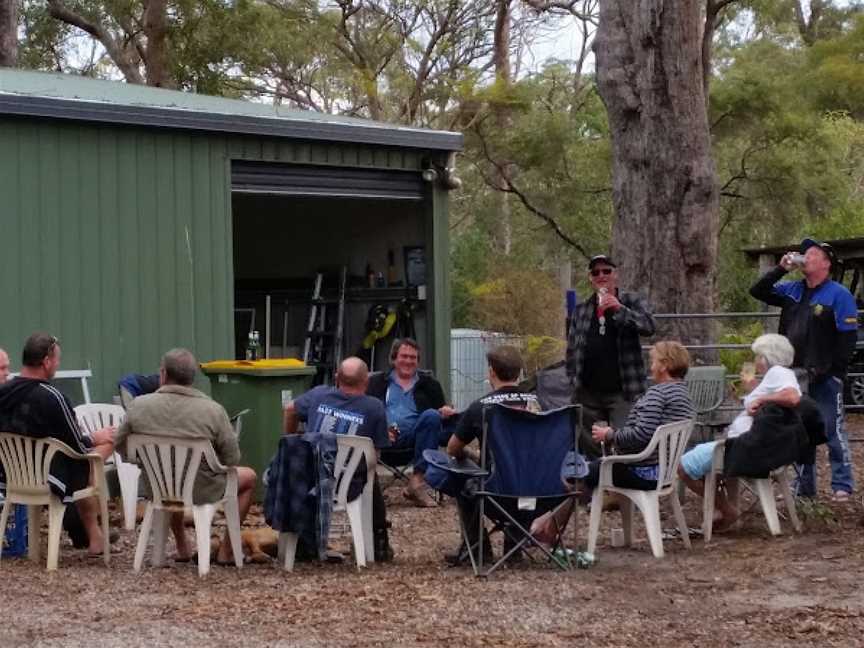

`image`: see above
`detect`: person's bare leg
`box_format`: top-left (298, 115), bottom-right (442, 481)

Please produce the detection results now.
top-left (678, 466), bottom-right (706, 498)
top-left (75, 496), bottom-right (105, 555)
top-left (171, 512), bottom-right (192, 560)
top-left (216, 467), bottom-right (256, 563)
top-left (715, 478), bottom-right (739, 530)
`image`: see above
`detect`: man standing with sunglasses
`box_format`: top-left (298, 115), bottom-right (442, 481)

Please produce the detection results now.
top-left (566, 255), bottom-right (656, 458)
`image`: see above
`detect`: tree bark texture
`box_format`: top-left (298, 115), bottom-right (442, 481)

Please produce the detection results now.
top-left (595, 0), bottom-right (719, 345)
top-left (0, 0), bottom-right (18, 67)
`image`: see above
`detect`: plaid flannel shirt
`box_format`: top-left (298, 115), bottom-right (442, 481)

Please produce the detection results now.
top-left (566, 290), bottom-right (656, 402)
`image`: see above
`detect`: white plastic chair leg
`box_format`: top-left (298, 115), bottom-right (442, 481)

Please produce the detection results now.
top-left (134, 504), bottom-right (154, 572)
top-left (776, 469), bottom-right (802, 533)
top-left (278, 532), bottom-right (299, 571)
top-left (46, 500), bottom-right (66, 571)
top-left (620, 498), bottom-right (634, 547)
top-left (346, 498), bottom-right (367, 569)
top-left (222, 498), bottom-right (244, 568)
top-left (0, 501), bottom-right (10, 567)
top-left (632, 494), bottom-right (664, 559)
top-left (670, 490), bottom-right (691, 550)
top-left (150, 509), bottom-right (169, 567)
top-left (752, 478), bottom-right (781, 536)
top-left (28, 505), bottom-right (42, 563)
top-left (362, 490), bottom-right (375, 563)
top-left (116, 463), bottom-right (141, 531)
top-left (586, 487), bottom-right (604, 555)
top-left (193, 504), bottom-right (217, 577)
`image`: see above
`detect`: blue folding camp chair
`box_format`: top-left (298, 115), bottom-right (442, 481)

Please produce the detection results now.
top-left (452, 404), bottom-right (583, 577)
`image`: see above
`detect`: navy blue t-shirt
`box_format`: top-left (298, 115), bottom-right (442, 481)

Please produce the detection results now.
top-left (294, 386), bottom-right (388, 449)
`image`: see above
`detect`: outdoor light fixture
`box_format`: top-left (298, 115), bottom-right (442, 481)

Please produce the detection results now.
top-left (421, 153), bottom-right (462, 190)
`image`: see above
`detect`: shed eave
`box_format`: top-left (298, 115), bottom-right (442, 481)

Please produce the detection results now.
top-left (0, 92), bottom-right (464, 152)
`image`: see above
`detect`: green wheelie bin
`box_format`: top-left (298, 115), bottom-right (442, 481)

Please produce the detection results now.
top-left (201, 359), bottom-right (316, 500)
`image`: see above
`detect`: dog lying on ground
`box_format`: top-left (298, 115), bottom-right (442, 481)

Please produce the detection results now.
top-left (208, 527), bottom-right (279, 564)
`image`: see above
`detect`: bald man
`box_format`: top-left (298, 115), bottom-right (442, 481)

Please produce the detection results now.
top-left (284, 357), bottom-right (392, 560)
top-left (0, 348), bottom-right (9, 384)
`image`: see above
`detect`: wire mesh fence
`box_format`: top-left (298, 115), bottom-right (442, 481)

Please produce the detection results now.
top-left (449, 330), bottom-right (524, 410)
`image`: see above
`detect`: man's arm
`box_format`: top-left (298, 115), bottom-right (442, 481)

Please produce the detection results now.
top-left (746, 387), bottom-right (802, 415)
top-left (213, 409), bottom-right (241, 466)
top-left (612, 293), bottom-right (656, 336)
top-left (749, 266), bottom-right (789, 307)
top-left (447, 434), bottom-right (467, 459)
top-left (283, 402), bottom-right (301, 435)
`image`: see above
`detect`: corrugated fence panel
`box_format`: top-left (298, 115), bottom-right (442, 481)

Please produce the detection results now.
top-left (0, 120), bottom-right (233, 403)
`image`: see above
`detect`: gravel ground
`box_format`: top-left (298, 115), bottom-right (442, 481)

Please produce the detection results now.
top-left (3, 423), bottom-right (864, 648)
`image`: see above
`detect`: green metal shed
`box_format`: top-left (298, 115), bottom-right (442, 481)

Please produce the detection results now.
top-left (0, 69), bottom-right (462, 403)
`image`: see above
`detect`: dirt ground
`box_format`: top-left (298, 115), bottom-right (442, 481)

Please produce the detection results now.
top-left (3, 425), bottom-right (864, 648)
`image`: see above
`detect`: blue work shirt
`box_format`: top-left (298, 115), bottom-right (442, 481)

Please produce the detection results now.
top-left (386, 371), bottom-right (419, 433)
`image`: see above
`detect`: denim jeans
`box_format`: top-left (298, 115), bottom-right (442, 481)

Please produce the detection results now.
top-left (391, 409), bottom-right (452, 474)
top-left (797, 375), bottom-right (855, 496)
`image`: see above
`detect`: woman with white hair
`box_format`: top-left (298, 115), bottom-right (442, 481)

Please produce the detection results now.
top-left (678, 333), bottom-right (802, 529)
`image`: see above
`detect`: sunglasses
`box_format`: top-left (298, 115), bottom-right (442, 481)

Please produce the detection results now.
top-left (591, 268), bottom-right (614, 277)
top-left (45, 336), bottom-right (59, 358)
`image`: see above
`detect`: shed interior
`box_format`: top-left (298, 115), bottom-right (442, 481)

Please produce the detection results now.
top-left (232, 193), bottom-right (430, 380)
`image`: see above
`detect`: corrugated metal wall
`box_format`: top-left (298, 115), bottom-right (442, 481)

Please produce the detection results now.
top-left (0, 120), bottom-right (233, 401)
top-left (0, 117), bottom-right (452, 402)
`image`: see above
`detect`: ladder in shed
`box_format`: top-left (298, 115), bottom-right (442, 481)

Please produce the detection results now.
top-left (303, 267), bottom-right (347, 383)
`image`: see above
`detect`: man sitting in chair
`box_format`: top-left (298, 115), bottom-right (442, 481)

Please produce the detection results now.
top-left (677, 334), bottom-right (801, 530)
top-left (367, 338), bottom-right (457, 508)
top-left (444, 345), bottom-right (540, 565)
top-left (283, 356), bottom-right (393, 561)
top-left (0, 333), bottom-right (115, 556)
top-left (115, 348), bottom-right (257, 565)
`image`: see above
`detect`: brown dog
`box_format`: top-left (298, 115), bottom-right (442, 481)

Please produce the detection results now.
top-left (208, 527), bottom-right (279, 564)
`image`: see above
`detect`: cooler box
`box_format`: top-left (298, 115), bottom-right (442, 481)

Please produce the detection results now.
top-left (201, 359), bottom-right (316, 500)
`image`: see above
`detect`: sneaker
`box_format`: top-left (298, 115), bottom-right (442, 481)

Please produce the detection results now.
top-left (832, 490), bottom-right (852, 503)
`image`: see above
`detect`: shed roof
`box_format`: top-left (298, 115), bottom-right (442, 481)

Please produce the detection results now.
top-left (743, 237), bottom-right (864, 262)
top-left (0, 69), bottom-right (463, 151)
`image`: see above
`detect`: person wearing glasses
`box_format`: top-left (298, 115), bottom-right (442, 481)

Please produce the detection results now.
top-left (0, 333), bottom-right (115, 556)
top-left (750, 238), bottom-right (857, 502)
top-left (566, 255), bottom-right (656, 458)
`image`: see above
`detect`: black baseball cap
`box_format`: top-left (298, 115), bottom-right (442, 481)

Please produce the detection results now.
top-left (800, 238), bottom-right (837, 268)
top-left (588, 254), bottom-right (617, 270)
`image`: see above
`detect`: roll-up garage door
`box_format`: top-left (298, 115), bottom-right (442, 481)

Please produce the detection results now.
top-left (231, 161), bottom-right (426, 200)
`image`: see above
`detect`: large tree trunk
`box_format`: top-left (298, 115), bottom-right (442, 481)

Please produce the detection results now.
top-left (0, 0), bottom-right (17, 67)
top-left (492, 0), bottom-right (513, 255)
top-left (143, 0), bottom-right (173, 88)
top-left (595, 0), bottom-right (719, 347)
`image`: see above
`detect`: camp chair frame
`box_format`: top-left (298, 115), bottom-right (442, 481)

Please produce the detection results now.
top-left (461, 404), bottom-right (583, 577)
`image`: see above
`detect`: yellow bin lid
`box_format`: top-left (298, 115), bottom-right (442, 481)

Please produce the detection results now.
top-left (200, 358), bottom-right (316, 376)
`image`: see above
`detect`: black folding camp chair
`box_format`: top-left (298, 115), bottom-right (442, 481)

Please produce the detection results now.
top-left (450, 404), bottom-right (583, 577)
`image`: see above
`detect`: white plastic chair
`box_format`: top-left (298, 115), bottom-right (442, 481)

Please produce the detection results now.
top-left (0, 432), bottom-right (110, 570)
top-left (75, 403), bottom-right (141, 531)
top-left (279, 435), bottom-right (376, 571)
top-left (128, 433), bottom-right (243, 577)
top-left (587, 419), bottom-right (695, 559)
top-left (702, 440), bottom-right (801, 543)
